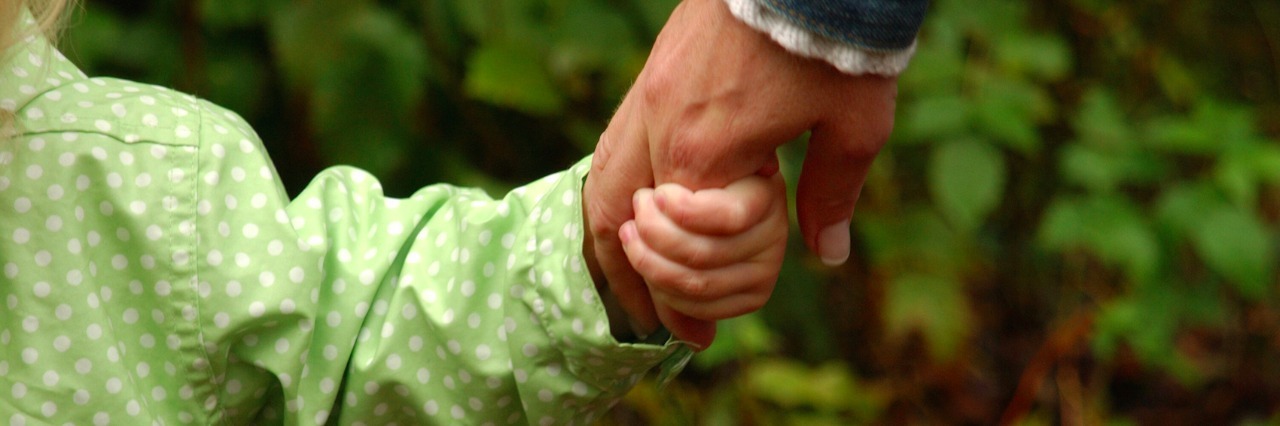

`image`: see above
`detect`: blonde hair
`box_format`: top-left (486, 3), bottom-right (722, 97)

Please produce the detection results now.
top-left (2, 0), bottom-right (76, 136)
top-left (2, 0), bottom-right (72, 55)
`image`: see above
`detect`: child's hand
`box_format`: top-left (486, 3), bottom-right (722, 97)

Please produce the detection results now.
top-left (619, 172), bottom-right (788, 349)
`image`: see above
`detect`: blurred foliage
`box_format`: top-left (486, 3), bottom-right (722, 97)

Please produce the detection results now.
top-left (64, 0), bottom-right (1280, 423)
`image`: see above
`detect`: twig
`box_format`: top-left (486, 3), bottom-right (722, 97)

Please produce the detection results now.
top-left (1057, 361), bottom-right (1085, 426)
top-left (998, 309), bottom-right (1095, 426)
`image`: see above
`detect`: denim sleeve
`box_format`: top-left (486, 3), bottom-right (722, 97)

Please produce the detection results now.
top-left (761, 0), bottom-right (929, 51)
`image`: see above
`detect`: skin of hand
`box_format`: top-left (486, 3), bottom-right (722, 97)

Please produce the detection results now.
top-left (619, 172), bottom-right (788, 349)
top-left (582, 0), bottom-right (900, 343)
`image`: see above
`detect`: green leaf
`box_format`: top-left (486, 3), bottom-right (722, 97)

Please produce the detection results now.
top-left (1039, 196), bottom-right (1159, 282)
top-left (1091, 289), bottom-right (1210, 385)
top-left (298, 7), bottom-right (428, 176)
top-left (1153, 53), bottom-right (1199, 105)
top-left (884, 274), bottom-right (972, 361)
top-left (1092, 292), bottom-right (1176, 363)
top-left (1090, 296), bottom-right (1139, 359)
top-left (452, 0), bottom-right (550, 47)
top-left (1213, 143), bottom-right (1280, 208)
top-left (1072, 89), bottom-right (1133, 150)
top-left (940, 0), bottom-right (1025, 41)
top-left (694, 314), bottom-right (778, 369)
top-left (747, 360), bottom-right (813, 408)
top-left (1155, 183), bottom-right (1222, 237)
top-left (1253, 144), bottom-right (1280, 184)
top-left (1143, 116), bottom-right (1213, 155)
top-left (1038, 198), bottom-right (1088, 250)
top-left (465, 44), bottom-right (566, 115)
top-left (898, 95), bottom-right (968, 143)
top-left (929, 139), bottom-right (1007, 230)
top-left (1060, 144), bottom-right (1122, 192)
top-left (451, 0), bottom-right (491, 40)
top-left (971, 77), bottom-right (1050, 153)
top-left (1192, 206), bottom-right (1274, 299)
top-left (1215, 150), bottom-right (1257, 209)
top-left (857, 209), bottom-right (965, 276)
top-left (994, 33), bottom-right (1072, 80)
top-left (899, 19), bottom-right (965, 94)
top-left (1144, 101), bottom-right (1256, 155)
top-left (1059, 143), bottom-right (1171, 192)
top-left (550, 0), bottom-right (640, 86)
top-left (745, 359), bottom-right (883, 420)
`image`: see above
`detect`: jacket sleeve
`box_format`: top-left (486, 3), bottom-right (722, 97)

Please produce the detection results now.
top-left (194, 105), bottom-right (689, 425)
top-left (723, 0), bottom-right (930, 76)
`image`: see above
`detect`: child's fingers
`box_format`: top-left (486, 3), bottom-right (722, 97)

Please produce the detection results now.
top-left (644, 259), bottom-right (780, 315)
top-left (633, 188), bottom-right (784, 269)
top-left (653, 173), bottom-right (782, 236)
top-left (621, 221), bottom-right (781, 304)
top-left (654, 303), bottom-right (716, 350)
top-left (653, 290), bottom-right (774, 322)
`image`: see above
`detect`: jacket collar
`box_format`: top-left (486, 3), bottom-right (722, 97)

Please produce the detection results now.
top-left (1, 10), bottom-right (87, 116)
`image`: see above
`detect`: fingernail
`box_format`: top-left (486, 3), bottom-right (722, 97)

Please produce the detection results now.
top-left (619, 221), bottom-right (636, 245)
top-left (632, 190), bottom-right (643, 211)
top-left (653, 188), bottom-right (668, 211)
top-left (817, 220), bottom-right (851, 266)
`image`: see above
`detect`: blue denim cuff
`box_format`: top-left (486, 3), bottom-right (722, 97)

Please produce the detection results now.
top-left (760, 0), bottom-right (929, 52)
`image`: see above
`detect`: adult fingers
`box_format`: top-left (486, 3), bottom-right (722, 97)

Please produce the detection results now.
top-left (584, 96), bottom-right (660, 336)
top-left (794, 77), bottom-right (897, 266)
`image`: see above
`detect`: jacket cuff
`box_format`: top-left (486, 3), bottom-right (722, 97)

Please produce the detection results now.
top-left (515, 156), bottom-right (693, 417)
top-left (723, 0), bottom-right (916, 76)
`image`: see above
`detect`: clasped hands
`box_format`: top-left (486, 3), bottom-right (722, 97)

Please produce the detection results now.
top-left (582, 0), bottom-right (899, 349)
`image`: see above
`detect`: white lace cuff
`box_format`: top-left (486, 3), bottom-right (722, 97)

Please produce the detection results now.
top-left (723, 0), bottom-right (916, 76)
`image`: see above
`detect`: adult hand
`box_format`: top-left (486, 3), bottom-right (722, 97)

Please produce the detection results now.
top-left (584, 0), bottom-right (899, 348)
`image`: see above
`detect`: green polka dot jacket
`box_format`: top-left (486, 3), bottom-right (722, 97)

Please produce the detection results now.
top-left (1, 14), bottom-right (688, 426)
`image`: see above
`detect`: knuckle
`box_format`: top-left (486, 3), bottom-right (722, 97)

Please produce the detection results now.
top-left (683, 306), bottom-right (719, 322)
top-left (681, 242), bottom-right (717, 269)
top-left (665, 204), bottom-right (692, 228)
top-left (639, 70), bottom-right (676, 109)
top-left (665, 133), bottom-right (706, 173)
top-left (674, 273), bottom-right (710, 299)
top-left (801, 189), bottom-right (855, 214)
top-left (591, 133), bottom-right (614, 169)
top-left (628, 245), bottom-right (653, 272)
top-left (723, 201), bottom-right (753, 232)
top-left (585, 199), bottom-right (620, 240)
top-left (665, 128), bottom-right (732, 179)
top-left (837, 136), bottom-right (885, 162)
top-left (632, 215), bottom-right (662, 245)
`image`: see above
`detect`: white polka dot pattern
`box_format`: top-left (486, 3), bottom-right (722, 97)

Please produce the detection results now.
top-left (1, 15), bottom-right (686, 426)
